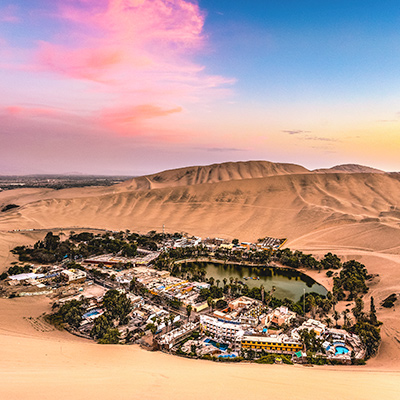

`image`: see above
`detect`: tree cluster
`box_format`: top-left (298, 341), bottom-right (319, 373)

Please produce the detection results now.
top-left (274, 249), bottom-right (342, 271)
top-left (333, 260), bottom-right (369, 301)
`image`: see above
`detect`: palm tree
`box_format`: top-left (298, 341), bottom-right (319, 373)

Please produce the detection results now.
top-left (324, 317), bottom-right (333, 328)
top-left (308, 294), bottom-right (316, 319)
top-left (169, 314), bottom-right (175, 330)
top-left (163, 316), bottom-right (170, 332)
top-left (186, 304), bottom-right (192, 321)
top-left (211, 300), bottom-right (216, 313)
top-left (223, 278), bottom-right (227, 287)
top-left (229, 277), bottom-right (234, 285)
top-left (342, 309), bottom-right (350, 328)
top-left (333, 310), bottom-right (340, 328)
top-left (216, 279), bottom-right (220, 288)
top-left (260, 285), bottom-right (265, 304)
top-left (207, 297), bottom-right (213, 312)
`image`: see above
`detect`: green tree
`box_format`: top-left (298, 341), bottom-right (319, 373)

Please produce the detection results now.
top-left (90, 315), bottom-right (111, 340)
top-left (65, 306), bottom-right (83, 328)
top-left (352, 297), bottom-right (364, 322)
top-left (44, 232), bottom-right (61, 251)
top-left (102, 290), bottom-right (132, 325)
top-left (333, 310), bottom-right (340, 327)
top-left (353, 321), bottom-right (381, 359)
top-left (186, 304), bottom-right (192, 321)
top-left (98, 328), bottom-right (121, 344)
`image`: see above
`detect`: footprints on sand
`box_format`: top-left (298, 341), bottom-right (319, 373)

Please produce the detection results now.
top-left (23, 314), bottom-right (55, 333)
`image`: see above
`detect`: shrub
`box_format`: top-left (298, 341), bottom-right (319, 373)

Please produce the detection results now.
top-left (381, 294), bottom-right (397, 308)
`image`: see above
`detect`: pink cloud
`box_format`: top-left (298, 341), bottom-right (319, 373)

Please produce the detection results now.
top-left (101, 104), bottom-right (182, 124)
top-left (0, 103), bottom-right (184, 141)
top-left (33, 1), bottom-right (232, 95)
top-left (3, 105), bottom-right (66, 118)
top-left (0, 1), bottom-right (234, 147)
top-left (0, 5), bottom-right (20, 23)
top-left (99, 104), bottom-right (183, 137)
top-left (36, 42), bottom-right (124, 82)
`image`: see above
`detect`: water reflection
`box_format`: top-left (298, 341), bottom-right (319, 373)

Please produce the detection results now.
top-left (183, 262), bottom-right (327, 301)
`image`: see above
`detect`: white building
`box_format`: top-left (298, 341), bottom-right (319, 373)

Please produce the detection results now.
top-left (200, 315), bottom-right (246, 349)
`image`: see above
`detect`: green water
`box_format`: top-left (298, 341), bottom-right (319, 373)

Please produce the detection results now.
top-left (186, 262), bottom-right (327, 301)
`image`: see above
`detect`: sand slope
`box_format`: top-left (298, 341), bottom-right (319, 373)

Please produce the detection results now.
top-left (1, 160), bottom-right (400, 398)
top-left (1, 166), bottom-right (399, 251)
top-left (1, 297), bottom-right (400, 400)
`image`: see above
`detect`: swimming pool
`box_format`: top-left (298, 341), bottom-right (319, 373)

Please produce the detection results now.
top-left (204, 338), bottom-right (229, 351)
top-left (83, 309), bottom-right (102, 318)
top-left (335, 345), bottom-right (349, 355)
top-left (219, 354), bottom-right (236, 358)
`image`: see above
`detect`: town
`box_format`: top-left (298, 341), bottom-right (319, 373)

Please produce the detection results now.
top-left (0, 229), bottom-right (375, 365)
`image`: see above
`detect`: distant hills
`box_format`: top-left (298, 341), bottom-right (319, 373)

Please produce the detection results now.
top-left (313, 164), bottom-right (385, 174)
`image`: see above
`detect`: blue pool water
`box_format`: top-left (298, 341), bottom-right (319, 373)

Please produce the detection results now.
top-left (219, 354), bottom-right (236, 358)
top-left (83, 309), bottom-right (101, 318)
top-left (335, 346), bottom-right (349, 355)
top-left (204, 339), bottom-right (229, 351)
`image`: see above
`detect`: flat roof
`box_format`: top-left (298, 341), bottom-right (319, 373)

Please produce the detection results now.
top-left (242, 335), bottom-right (302, 345)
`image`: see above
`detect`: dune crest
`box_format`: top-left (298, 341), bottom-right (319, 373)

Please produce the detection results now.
top-left (314, 163), bottom-right (386, 174)
top-left (119, 160), bottom-right (311, 190)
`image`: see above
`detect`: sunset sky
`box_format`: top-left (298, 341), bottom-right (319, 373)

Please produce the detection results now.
top-left (1, 0), bottom-right (400, 175)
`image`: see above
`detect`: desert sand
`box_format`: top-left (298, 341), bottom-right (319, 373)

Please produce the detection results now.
top-left (1, 297), bottom-right (399, 400)
top-left (1, 161), bottom-right (400, 398)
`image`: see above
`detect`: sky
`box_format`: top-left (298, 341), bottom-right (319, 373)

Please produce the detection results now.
top-left (1, 0), bottom-right (400, 175)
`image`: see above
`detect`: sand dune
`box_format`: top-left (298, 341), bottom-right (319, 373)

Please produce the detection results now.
top-left (1, 160), bottom-right (400, 398)
top-left (115, 160), bottom-right (311, 191)
top-left (1, 166), bottom-right (399, 251)
top-left (314, 164), bottom-right (386, 174)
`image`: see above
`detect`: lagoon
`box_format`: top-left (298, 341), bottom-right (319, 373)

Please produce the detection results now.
top-left (183, 261), bottom-right (327, 301)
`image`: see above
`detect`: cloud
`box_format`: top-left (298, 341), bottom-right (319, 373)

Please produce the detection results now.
top-left (282, 130), bottom-right (311, 135)
top-left (0, 0), bottom-right (236, 147)
top-left (0, 5), bottom-right (20, 23)
top-left (1, 105), bottom-right (69, 119)
top-left (99, 104), bottom-right (183, 135)
top-left (283, 129), bottom-right (338, 142)
top-left (33, 0), bottom-right (226, 93)
top-left (36, 42), bottom-right (125, 83)
top-left (202, 147), bottom-right (245, 152)
top-left (302, 136), bottom-right (338, 142)
top-left (2, 1), bottom-right (234, 117)
top-left (0, 103), bottom-right (184, 141)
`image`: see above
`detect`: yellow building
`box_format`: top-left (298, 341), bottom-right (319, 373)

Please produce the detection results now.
top-left (241, 335), bottom-right (302, 354)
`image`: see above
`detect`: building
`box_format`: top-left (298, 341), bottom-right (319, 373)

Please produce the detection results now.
top-left (200, 315), bottom-right (245, 349)
top-left (229, 296), bottom-right (262, 313)
top-left (8, 273), bottom-right (45, 283)
top-left (295, 318), bottom-right (327, 337)
top-left (264, 306), bottom-right (296, 327)
top-left (61, 269), bottom-right (87, 284)
top-left (241, 334), bottom-right (303, 354)
top-left (158, 322), bottom-right (199, 350)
